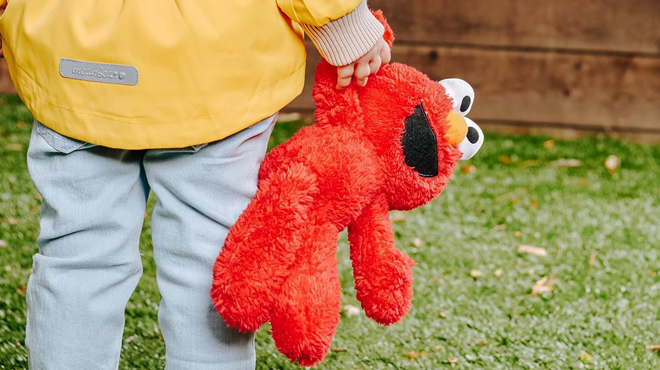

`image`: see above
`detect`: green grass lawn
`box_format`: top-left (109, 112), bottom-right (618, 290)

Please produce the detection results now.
top-left (1, 95), bottom-right (660, 369)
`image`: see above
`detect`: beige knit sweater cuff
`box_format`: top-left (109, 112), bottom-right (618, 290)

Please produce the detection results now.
top-left (301, 1), bottom-right (385, 67)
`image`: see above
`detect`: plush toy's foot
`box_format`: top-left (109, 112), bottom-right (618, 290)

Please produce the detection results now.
top-left (354, 250), bottom-right (415, 325)
top-left (270, 223), bottom-right (341, 367)
top-left (347, 197), bottom-right (416, 326)
top-left (211, 162), bottom-right (319, 332)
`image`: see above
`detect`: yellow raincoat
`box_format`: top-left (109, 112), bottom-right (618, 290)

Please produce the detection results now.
top-left (0, 0), bottom-right (364, 149)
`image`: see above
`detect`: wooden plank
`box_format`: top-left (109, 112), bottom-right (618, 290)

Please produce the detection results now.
top-left (369, 0), bottom-right (660, 56)
top-left (288, 44), bottom-right (660, 133)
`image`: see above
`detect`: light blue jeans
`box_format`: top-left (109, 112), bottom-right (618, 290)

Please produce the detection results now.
top-left (25, 114), bottom-right (277, 370)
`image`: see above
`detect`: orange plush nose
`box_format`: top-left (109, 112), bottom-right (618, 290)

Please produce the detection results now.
top-left (444, 111), bottom-right (468, 146)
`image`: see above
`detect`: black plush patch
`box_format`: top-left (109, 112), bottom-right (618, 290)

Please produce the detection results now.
top-left (467, 126), bottom-right (480, 144)
top-left (460, 96), bottom-right (472, 113)
top-left (401, 103), bottom-right (438, 177)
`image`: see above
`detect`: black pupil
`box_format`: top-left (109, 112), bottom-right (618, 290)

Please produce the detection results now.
top-left (467, 126), bottom-right (479, 144)
top-left (460, 96), bottom-right (471, 113)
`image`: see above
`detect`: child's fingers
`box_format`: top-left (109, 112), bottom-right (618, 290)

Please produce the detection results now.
top-left (354, 62), bottom-right (371, 87)
top-left (368, 55), bottom-right (381, 74)
top-left (336, 64), bottom-right (355, 89)
top-left (380, 45), bottom-right (391, 65)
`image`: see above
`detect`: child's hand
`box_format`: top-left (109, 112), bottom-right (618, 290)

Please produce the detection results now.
top-left (336, 37), bottom-right (391, 89)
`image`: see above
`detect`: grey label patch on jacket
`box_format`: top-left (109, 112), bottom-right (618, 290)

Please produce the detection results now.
top-left (60, 59), bottom-right (138, 86)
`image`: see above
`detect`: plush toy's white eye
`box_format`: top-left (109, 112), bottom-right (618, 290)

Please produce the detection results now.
top-left (458, 117), bottom-right (483, 160)
top-left (439, 78), bottom-right (474, 116)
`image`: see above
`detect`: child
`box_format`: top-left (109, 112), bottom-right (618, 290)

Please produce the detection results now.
top-left (0, 1), bottom-right (390, 369)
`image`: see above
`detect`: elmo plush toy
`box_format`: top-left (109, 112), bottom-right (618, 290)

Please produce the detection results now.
top-left (211, 11), bottom-right (483, 367)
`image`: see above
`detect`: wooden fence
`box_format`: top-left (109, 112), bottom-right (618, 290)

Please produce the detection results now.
top-left (287, 0), bottom-right (660, 142)
top-left (1, 0), bottom-right (659, 142)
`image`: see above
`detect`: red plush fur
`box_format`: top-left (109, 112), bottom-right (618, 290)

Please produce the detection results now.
top-left (211, 11), bottom-right (462, 367)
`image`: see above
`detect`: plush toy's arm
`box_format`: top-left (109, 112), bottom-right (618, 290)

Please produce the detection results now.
top-left (347, 194), bottom-right (415, 325)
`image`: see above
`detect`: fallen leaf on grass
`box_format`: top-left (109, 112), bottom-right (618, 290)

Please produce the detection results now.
top-left (649, 271), bottom-right (657, 277)
top-left (543, 139), bottom-right (555, 149)
top-left (473, 338), bottom-right (488, 346)
top-left (646, 344), bottom-right (660, 351)
top-left (492, 224), bottom-right (506, 231)
top-left (7, 217), bottom-right (18, 225)
top-left (579, 351), bottom-right (594, 363)
top-left (589, 253), bottom-right (597, 269)
top-left (447, 357), bottom-right (458, 366)
top-left (494, 269), bottom-right (503, 277)
top-left (461, 164), bottom-right (477, 174)
top-left (518, 245), bottom-right (548, 256)
top-left (470, 270), bottom-right (483, 278)
top-left (391, 212), bottom-right (406, 223)
top-left (17, 285), bottom-right (26, 296)
top-left (438, 310), bottom-right (447, 318)
top-left (605, 155), bottom-right (621, 175)
top-left (343, 305), bottom-right (360, 317)
top-left (530, 199), bottom-right (538, 209)
top-left (5, 143), bottom-right (23, 151)
top-left (499, 156), bottom-right (512, 164)
top-left (406, 351), bottom-right (428, 360)
top-left (514, 231), bottom-right (522, 237)
top-left (553, 159), bottom-right (582, 167)
top-left (433, 344), bottom-right (444, 351)
top-left (531, 276), bottom-right (556, 296)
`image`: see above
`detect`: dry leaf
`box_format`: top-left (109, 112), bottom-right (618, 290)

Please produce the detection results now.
top-left (579, 178), bottom-right (589, 186)
top-left (589, 253), bottom-right (597, 269)
top-left (470, 270), bottom-right (483, 278)
top-left (413, 238), bottom-right (422, 247)
top-left (16, 121), bottom-right (25, 128)
top-left (499, 156), bottom-right (512, 164)
top-left (494, 269), bottom-right (503, 277)
top-left (7, 217), bottom-right (18, 225)
top-left (492, 224), bottom-right (506, 231)
top-left (0, 240), bottom-right (7, 248)
top-left (447, 357), bottom-right (458, 366)
top-left (554, 159), bottom-right (582, 167)
top-left (406, 351), bottom-right (428, 360)
top-left (605, 155), bottom-right (621, 175)
top-left (391, 212), bottom-right (406, 223)
top-left (543, 139), bottom-right (555, 149)
top-left (343, 305), bottom-right (360, 317)
top-left (473, 338), bottom-right (488, 346)
top-left (646, 344), bottom-right (660, 351)
top-left (527, 268), bottom-right (535, 275)
top-left (579, 351), bottom-right (594, 363)
top-left (530, 199), bottom-right (538, 209)
top-left (5, 143), bottom-right (23, 151)
top-left (438, 310), bottom-right (447, 318)
top-left (518, 245), bottom-right (548, 257)
top-left (649, 271), bottom-right (657, 277)
top-left (433, 344), bottom-right (444, 351)
top-left (461, 164), bottom-right (477, 174)
top-left (17, 285), bottom-right (26, 296)
top-left (514, 231), bottom-right (522, 237)
top-left (532, 276), bottom-right (556, 296)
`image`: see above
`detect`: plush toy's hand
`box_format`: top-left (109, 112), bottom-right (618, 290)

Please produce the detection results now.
top-left (348, 194), bottom-right (415, 325)
top-left (336, 37), bottom-right (391, 89)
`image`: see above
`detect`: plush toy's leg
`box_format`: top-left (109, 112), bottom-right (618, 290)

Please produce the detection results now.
top-left (270, 222), bottom-right (341, 367)
top-left (211, 162), bottom-right (319, 332)
top-left (347, 196), bottom-right (415, 325)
